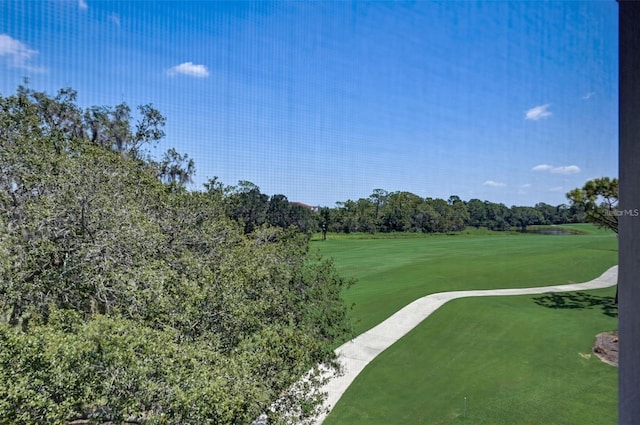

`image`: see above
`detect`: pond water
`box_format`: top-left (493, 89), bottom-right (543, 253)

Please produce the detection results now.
top-left (528, 228), bottom-right (578, 235)
top-left (536, 230), bottom-right (573, 235)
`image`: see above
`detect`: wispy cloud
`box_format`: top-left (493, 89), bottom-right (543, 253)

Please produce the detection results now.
top-left (525, 104), bottom-right (552, 121)
top-left (551, 165), bottom-right (581, 174)
top-left (532, 164), bottom-right (581, 175)
top-left (78, 0), bottom-right (88, 10)
top-left (108, 14), bottom-right (120, 26)
top-left (532, 164), bottom-right (553, 172)
top-left (0, 34), bottom-right (46, 73)
top-left (167, 62), bottom-right (209, 78)
top-left (548, 186), bottom-right (564, 192)
top-left (483, 180), bottom-right (506, 188)
top-left (581, 92), bottom-right (595, 100)
top-left (517, 183), bottom-right (531, 194)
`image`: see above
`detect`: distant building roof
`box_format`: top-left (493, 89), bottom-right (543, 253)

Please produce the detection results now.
top-left (291, 202), bottom-right (320, 212)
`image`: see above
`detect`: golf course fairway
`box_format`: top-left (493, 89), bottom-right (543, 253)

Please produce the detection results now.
top-left (314, 225), bottom-right (618, 424)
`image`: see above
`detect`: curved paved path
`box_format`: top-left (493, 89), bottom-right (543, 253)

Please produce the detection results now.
top-left (255, 265), bottom-right (618, 424)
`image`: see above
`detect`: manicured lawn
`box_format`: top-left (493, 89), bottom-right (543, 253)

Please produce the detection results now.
top-left (324, 288), bottom-right (617, 425)
top-left (313, 225), bottom-right (618, 424)
top-left (313, 224), bottom-right (617, 337)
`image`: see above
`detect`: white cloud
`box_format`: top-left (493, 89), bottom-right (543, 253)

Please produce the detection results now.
top-left (483, 180), bottom-right (506, 187)
top-left (525, 104), bottom-right (552, 121)
top-left (0, 34), bottom-right (45, 72)
top-left (167, 62), bottom-right (209, 78)
top-left (550, 165), bottom-right (580, 174)
top-left (532, 164), bottom-right (581, 175)
top-left (581, 92), bottom-right (595, 100)
top-left (549, 186), bottom-right (564, 192)
top-left (520, 183), bottom-right (532, 188)
top-left (532, 164), bottom-right (553, 172)
top-left (78, 0), bottom-right (88, 10)
top-left (108, 14), bottom-right (120, 26)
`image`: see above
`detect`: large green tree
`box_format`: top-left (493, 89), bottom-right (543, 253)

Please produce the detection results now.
top-left (566, 177), bottom-right (619, 234)
top-left (566, 177), bottom-right (619, 304)
top-left (0, 86), bottom-right (350, 424)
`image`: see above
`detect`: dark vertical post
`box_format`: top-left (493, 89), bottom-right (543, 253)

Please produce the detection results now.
top-left (618, 1), bottom-right (640, 423)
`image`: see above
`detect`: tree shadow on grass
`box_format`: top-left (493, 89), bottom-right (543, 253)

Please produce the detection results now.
top-left (532, 292), bottom-right (618, 318)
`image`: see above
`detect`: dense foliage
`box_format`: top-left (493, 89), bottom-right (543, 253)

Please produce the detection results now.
top-left (319, 191), bottom-right (584, 235)
top-left (566, 177), bottom-right (619, 234)
top-left (0, 86), bottom-right (350, 424)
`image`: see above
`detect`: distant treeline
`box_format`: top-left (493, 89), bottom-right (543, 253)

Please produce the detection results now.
top-left (227, 187), bottom-right (585, 235)
top-left (317, 191), bottom-right (584, 234)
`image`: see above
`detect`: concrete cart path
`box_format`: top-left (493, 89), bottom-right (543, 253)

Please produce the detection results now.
top-left (254, 265), bottom-right (618, 424)
top-left (314, 265), bottom-right (618, 424)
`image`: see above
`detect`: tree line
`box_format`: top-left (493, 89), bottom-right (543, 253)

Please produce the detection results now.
top-left (200, 184), bottom-right (585, 238)
top-left (315, 191), bottom-right (585, 235)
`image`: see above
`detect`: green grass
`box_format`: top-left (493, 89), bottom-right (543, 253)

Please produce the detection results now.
top-left (312, 224), bottom-right (618, 424)
top-left (324, 288), bottom-right (618, 425)
top-left (314, 224), bottom-right (617, 337)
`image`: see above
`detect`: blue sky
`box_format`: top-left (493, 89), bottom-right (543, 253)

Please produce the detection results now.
top-left (1, 1), bottom-right (618, 207)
